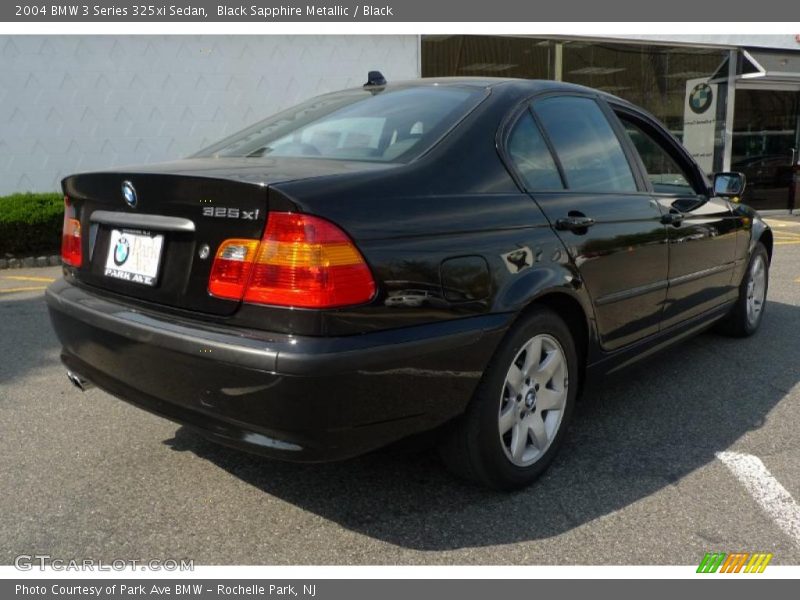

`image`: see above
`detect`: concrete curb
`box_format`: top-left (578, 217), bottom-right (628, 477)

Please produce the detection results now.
top-left (0, 255), bottom-right (61, 269)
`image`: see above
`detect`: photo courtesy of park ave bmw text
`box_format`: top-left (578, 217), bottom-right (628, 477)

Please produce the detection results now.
top-left (1, 0), bottom-right (800, 595)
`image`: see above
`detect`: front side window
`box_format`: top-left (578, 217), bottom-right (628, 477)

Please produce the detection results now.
top-left (619, 116), bottom-right (698, 195)
top-left (194, 86), bottom-right (486, 163)
top-left (533, 96), bottom-right (637, 193)
top-left (507, 111), bottom-right (564, 190)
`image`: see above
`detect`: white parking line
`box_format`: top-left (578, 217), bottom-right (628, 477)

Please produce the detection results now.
top-left (716, 451), bottom-right (800, 548)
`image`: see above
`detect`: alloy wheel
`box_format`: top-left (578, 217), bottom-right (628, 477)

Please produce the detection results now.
top-left (746, 253), bottom-right (767, 328)
top-left (498, 334), bottom-right (568, 467)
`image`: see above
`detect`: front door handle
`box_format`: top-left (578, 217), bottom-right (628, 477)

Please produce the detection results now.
top-left (555, 215), bottom-right (596, 231)
top-left (661, 211), bottom-right (684, 226)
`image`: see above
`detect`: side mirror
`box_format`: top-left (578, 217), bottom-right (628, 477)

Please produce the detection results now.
top-left (713, 172), bottom-right (746, 199)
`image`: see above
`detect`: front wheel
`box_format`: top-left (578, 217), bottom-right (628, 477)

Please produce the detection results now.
top-left (439, 307), bottom-right (578, 490)
top-left (716, 242), bottom-right (769, 337)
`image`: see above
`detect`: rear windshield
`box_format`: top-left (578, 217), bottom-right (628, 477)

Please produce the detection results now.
top-left (193, 86), bottom-right (486, 163)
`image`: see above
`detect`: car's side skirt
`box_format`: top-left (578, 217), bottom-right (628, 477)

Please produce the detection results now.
top-left (584, 300), bottom-right (735, 385)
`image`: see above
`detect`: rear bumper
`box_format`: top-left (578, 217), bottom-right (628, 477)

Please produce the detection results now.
top-left (46, 279), bottom-right (510, 461)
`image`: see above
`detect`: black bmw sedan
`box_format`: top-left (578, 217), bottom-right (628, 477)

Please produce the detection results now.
top-left (47, 76), bottom-right (772, 490)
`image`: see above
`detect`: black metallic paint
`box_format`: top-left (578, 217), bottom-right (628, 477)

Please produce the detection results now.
top-left (48, 78), bottom-right (771, 462)
top-left (47, 278), bottom-right (509, 460)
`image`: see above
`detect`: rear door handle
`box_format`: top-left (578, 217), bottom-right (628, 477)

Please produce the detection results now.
top-left (660, 211), bottom-right (684, 226)
top-left (555, 216), bottom-right (595, 231)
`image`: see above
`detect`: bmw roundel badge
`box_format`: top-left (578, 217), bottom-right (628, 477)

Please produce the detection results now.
top-left (121, 180), bottom-right (137, 207)
top-left (113, 236), bottom-right (130, 266)
top-left (689, 83), bottom-right (713, 115)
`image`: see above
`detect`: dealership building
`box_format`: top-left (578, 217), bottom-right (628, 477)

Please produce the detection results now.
top-left (2, 34), bottom-right (800, 212)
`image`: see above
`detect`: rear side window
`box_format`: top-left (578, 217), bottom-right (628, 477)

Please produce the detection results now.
top-left (507, 111), bottom-right (564, 190)
top-left (533, 96), bottom-right (637, 193)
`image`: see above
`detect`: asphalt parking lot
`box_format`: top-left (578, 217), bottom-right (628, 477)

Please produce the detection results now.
top-left (1, 217), bottom-right (800, 566)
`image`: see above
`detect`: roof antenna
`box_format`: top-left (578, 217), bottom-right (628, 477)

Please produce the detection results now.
top-left (364, 70), bottom-right (387, 87)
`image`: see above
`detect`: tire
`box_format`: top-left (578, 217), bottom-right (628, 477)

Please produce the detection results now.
top-left (439, 306), bottom-right (578, 491)
top-left (716, 242), bottom-right (769, 337)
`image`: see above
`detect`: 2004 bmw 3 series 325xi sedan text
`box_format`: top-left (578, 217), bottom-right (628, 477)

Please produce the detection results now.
top-left (47, 75), bottom-right (772, 490)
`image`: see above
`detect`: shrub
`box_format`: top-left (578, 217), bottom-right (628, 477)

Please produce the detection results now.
top-left (0, 192), bottom-right (64, 256)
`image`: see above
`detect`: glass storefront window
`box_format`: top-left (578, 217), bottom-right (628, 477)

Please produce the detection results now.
top-left (422, 37), bottom-right (728, 173)
top-left (561, 42), bottom-right (725, 140)
top-left (421, 37), bottom-right (800, 210)
top-left (422, 35), bottom-right (554, 80)
top-left (731, 88), bottom-right (800, 211)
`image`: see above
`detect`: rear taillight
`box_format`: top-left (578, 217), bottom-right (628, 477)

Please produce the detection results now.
top-left (245, 213), bottom-right (375, 308)
top-left (208, 212), bottom-right (376, 309)
top-left (61, 197), bottom-right (82, 267)
top-left (208, 239), bottom-right (260, 300)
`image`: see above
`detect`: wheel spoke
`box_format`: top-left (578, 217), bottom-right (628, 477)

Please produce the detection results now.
top-left (505, 364), bottom-right (524, 396)
top-left (510, 422), bottom-right (527, 461)
top-left (536, 388), bottom-right (565, 411)
top-left (755, 277), bottom-right (766, 302)
top-left (522, 337), bottom-right (542, 376)
top-left (527, 414), bottom-right (548, 450)
top-left (537, 349), bottom-right (562, 384)
top-left (499, 403), bottom-right (517, 434)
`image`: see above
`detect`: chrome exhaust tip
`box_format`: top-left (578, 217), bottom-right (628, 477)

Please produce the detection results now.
top-left (66, 370), bottom-right (94, 392)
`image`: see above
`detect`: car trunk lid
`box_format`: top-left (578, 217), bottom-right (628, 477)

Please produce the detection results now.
top-left (62, 158), bottom-right (397, 316)
top-left (63, 169), bottom-right (271, 316)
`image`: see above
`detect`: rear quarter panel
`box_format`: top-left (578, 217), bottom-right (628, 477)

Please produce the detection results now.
top-left (255, 88), bottom-right (594, 338)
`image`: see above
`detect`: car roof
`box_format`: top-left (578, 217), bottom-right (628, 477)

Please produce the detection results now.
top-left (379, 76), bottom-right (633, 107)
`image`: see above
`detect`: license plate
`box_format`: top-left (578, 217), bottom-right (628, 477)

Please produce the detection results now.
top-left (104, 229), bottom-right (164, 286)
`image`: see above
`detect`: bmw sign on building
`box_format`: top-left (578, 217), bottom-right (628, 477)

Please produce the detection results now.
top-left (689, 83), bottom-right (714, 115)
top-left (682, 78), bottom-right (719, 173)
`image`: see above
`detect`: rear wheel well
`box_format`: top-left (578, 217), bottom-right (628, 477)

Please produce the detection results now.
top-left (521, 292), bottom-right (589, 396)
